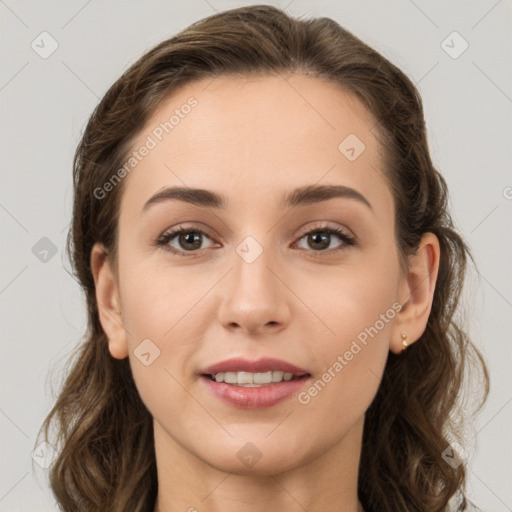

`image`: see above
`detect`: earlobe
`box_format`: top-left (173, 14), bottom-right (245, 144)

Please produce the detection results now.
top-left (390, 232), bottom-right (441, 354)
top-left (90, 242), bottom-right (129, 360)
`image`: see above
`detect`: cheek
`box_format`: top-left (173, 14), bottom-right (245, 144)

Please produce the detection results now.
top-left (297, 304), bottom-right (391, 437)
top-left (118, 252), bottom-right (190, 339)
top-left (117, 255), bottom-right (209, 410)
top-left (303, 251), bottom-right (399, 345)
top-left (295, 259), bottom-right (398, 420)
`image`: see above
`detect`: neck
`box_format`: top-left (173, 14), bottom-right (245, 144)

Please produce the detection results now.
top-left (152, 416), bottom-right (365, 512)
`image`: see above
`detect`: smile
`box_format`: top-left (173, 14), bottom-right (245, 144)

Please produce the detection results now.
top-left (207, 370), bottom-right (302, 386)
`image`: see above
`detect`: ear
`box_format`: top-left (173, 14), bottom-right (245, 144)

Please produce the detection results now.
top-left (390, 232), bottom-right (441, 354)
top-left (90, 242), bottom-right (128, 359)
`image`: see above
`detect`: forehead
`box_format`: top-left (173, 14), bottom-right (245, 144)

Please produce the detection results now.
top-left (121, 73), bottom-right (391, 218)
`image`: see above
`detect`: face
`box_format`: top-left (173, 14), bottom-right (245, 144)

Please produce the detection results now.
top-left (95, 73), bottom-right (411, 475)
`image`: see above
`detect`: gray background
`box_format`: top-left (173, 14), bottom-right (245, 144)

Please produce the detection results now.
top-left (1, 1), bottom-right (511, 510)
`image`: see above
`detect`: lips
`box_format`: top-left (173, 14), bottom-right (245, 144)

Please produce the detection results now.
top-left (200, 357), bottom-right (309, 377)
top-left (199, 357), bottom-right (311, 409)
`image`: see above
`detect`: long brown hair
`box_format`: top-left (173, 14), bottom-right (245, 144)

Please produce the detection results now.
top-left (36, 5), bottom-right (489, 511)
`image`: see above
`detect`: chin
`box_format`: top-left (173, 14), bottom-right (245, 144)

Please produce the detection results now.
top-left (198, 440), bottom-right (309, 476)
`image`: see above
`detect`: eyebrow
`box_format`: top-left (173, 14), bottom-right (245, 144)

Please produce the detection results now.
top-left (141, 184), bottom-right (372, 215)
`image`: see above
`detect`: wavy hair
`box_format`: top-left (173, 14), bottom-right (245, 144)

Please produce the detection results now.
top-left (36, 5), bottom-right (489, 511)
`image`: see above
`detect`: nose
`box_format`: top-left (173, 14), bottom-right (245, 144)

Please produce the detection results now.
top-left (216, 246), bottom-right (291, 336)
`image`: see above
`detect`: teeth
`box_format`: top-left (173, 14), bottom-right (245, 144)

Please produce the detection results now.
top-left (211, 371), bottom-right (297, 386)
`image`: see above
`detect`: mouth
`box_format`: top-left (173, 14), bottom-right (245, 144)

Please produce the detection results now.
top-left (198, 357), bottom-right (311, 409)
top-left (203, 371), bottom-right (309, 387)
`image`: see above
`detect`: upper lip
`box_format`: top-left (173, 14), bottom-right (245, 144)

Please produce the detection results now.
top-left (200, 357), bottom-right (309, 376)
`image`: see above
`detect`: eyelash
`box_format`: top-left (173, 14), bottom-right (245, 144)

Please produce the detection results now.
top-left (155, 224), bottom-right (356, 258)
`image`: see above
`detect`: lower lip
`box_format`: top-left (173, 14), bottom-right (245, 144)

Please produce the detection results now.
top-left (200, 375), bottom-right (311, 409)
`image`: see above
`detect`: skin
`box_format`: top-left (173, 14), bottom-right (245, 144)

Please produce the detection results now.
top-left (91, 73), bottom-right (440, 512)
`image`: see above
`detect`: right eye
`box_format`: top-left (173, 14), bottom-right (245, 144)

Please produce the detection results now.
top-left (156, 227), bottom-right (217, 256)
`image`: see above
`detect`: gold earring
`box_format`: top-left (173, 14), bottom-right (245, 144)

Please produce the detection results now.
top-left (401, 332), bottom-right (408, 353)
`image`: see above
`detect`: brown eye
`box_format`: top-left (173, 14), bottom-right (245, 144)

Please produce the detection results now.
top-left (305, 232), bottom-right (337, 251)
top-left (157, 227), bottom-right (215, 256)
top-left (156, 224), bottom-right (355, 258)
top-left (295, 226), bottom-right (355, 254)
top-left (175, 231), bottom-right (204, 251)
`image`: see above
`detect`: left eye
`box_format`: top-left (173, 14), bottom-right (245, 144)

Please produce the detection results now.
top-left (294, 228), bottom-right (353, 252)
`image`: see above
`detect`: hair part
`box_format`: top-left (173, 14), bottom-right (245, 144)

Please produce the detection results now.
top-left (36, 5), bottom-right (489, 511)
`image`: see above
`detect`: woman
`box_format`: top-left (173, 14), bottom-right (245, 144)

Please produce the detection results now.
top-left (36, 5), bottom-right (489, 511)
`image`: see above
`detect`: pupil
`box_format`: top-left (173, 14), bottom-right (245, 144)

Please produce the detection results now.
top-left (180, 232), bottom-right (201, 250)
top-left (309, 232), bottom-right (329, 250)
